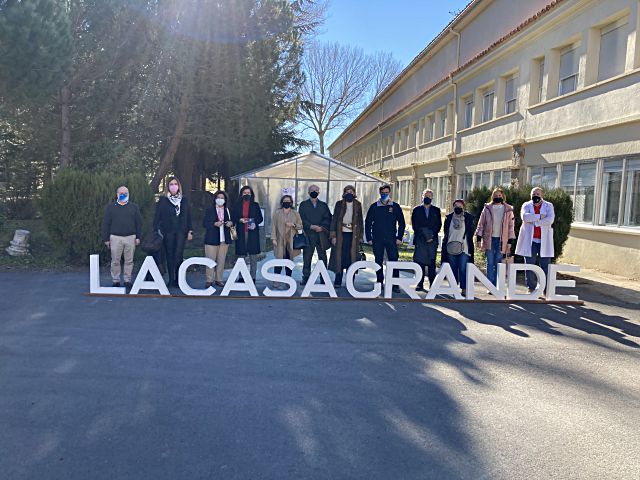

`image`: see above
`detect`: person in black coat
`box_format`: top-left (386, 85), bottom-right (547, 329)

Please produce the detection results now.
top-left (153, 177), bottom-right (193, 287)
top-left (411, 188), bottom-right (442, 291)
top-left (441, 199), bottom-right (475, 295)
top-left (298, 184), bottom-right (332, 283)
top-left (203, 190), bottom-right (234, 287)
top-left (232, 185), bottom-right (263, 281)
top-left (365, 184), bottom-right (406, 285)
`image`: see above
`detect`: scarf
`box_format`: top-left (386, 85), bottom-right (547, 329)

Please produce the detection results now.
top-left (242, 199), bottom-right (250, 233)
top-left (452, 213), bottom-right (464, 230)
top-left (168, 193), bottom-right (182, 216)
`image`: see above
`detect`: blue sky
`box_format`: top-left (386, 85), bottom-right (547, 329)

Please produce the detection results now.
top-left (316, 0), bottom-right (472, 66)
top-left (305, 0), bottom-right (472, 150)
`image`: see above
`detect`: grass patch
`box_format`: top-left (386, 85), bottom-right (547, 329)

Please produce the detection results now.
top-left (0, 219), bottom-right (81, 271)
top-left (362, 243), bottom-right (487, 270)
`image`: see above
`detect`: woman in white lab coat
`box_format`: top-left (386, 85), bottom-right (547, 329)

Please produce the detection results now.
top-left (515, 187), bottom-right (555, 294)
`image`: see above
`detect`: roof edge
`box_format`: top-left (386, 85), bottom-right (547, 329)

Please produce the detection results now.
top-left (329, 0), bottom-right (566, 154)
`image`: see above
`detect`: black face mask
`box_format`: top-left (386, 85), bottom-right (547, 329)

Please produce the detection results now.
top-left (344, 193), bottom-right (354, 202)
top-left (493, 197), bottom-right (504, 204)
top-left (423, 197), bottom-right (432, 205)
top-left (454, 207), bottom-right (463, 215)
top-left (282, 202), bottom-right (292, 209)
top-left (242, 194), bottom-right (251, 201)
top-left (532, 195), bottom-right (542, 204)
top-left (309, 191), bottom-right (319, 199)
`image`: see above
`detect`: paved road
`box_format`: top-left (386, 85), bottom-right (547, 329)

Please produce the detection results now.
top-left (0, 271), bottom-right (638, 480)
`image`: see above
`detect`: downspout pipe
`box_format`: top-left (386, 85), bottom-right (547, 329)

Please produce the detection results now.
top-left (449, 27), bottom-right (462, 207)
top-left (449, 27), bottom-right (461, 156)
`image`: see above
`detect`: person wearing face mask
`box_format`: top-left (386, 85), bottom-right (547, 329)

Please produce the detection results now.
top-left (203, 190), bottom-right (234, 287)
top-left (365, 184), bottom-right (406, 289)
top-left (474, 187), bottom-right (515, 286)
top-left (298, 185), bottom-right (332, 284)
top-left (101, 185), bottom-right (142, 288)
top-left (232, 185), bottom-right (263, 281)
top-left (441, 199), bottom-right (475, 296)
top-left (329, 185), bottom-right (364, 287)
top-left (411, 188), bottom-right (442, 291)
top-left (153, 177), bottom-right (193, 287)
top-left (270, 195), bottom-right (303, 287)
top-left (516, 187), bottom-right (555, 296)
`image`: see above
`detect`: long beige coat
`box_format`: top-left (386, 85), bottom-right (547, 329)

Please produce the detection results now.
top-left (271, 208), bottom-right (303, 259)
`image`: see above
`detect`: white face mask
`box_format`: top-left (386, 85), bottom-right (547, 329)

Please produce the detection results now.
top-left (215, 198), bottom-right (225, 206)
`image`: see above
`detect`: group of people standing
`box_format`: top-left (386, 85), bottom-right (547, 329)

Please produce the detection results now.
top-left (101, 177), bottom-right (555, 296)
top-left (421, 185), bottom-right (555, 296)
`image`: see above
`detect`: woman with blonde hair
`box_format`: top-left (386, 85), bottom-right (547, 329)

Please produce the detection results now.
top-left (474, 187), bottom-right (515, 286)
top-left (153, 177), bottom-right (193, 287)
top-left (271, 194), bottom-right (303, 287)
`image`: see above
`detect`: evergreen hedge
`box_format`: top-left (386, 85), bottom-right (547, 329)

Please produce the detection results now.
top-left (39, 169), bottom-right (155, 263)
top-left (464, 185), bottom-right (574, 261)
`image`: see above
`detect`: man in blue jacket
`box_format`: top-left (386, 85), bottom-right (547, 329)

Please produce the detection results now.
top-left (365, 184), bottom-right (406, 288)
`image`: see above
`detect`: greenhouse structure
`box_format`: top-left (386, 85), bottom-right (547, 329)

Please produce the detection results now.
top-left (231, 151), bottom-right (384, 235)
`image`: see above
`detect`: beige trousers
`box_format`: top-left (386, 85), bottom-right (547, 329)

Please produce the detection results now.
top-left (204, 243), bottom-right (229, 282)
top-left (110, 234), bottom-right (136, 282)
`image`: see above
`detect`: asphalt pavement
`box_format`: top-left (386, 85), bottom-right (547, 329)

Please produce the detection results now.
top-left (0, 270), bottom-right (638, 480)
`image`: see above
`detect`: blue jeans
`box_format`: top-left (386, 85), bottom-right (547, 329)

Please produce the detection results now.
top-left (448, 252), bottom-right (470, 290)
top-left (485, 237), bottom-right (502, 286)
top-left (525, 241), bottom-right (551, 291)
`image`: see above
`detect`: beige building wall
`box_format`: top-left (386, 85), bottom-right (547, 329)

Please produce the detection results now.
top-left (329, 0), bottom-right (640, 278)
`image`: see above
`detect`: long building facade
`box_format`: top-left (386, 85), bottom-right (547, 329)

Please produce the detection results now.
top-left (329, 0), bottom-right (640, 278)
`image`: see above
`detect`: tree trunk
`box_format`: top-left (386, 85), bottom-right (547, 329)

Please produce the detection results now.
top-left (318, 131), bottom-right (325, 154)
top-left (150, 93), bottom-right (189, 192)
top-left (176, 143), bottom-right (196, 195)
top-left (60, 86), bottom-right (72, 168)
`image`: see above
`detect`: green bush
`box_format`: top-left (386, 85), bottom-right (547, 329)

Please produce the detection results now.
top-left (465, 184), bottom-right (573, 261)
top-left (39, 169), bottom-right (155, 264)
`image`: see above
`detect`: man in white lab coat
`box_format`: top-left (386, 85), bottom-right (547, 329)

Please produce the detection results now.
top-left (515, 187), bottom-right (555, 294)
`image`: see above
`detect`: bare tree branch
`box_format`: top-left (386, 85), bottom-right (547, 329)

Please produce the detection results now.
top-left (370, 50), bottom-right (403, 100)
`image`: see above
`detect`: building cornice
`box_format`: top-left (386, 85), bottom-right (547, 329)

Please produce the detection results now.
top-left (330, 0), bottom-right (569, 155)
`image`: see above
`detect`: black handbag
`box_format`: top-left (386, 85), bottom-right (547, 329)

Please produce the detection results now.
top-left (293, 231), bottom-right (309, 250)
top-left (141, 230), bottom-right (163, 254)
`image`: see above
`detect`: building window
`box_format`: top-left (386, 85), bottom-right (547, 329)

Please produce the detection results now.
top-left (504, 76), bottom-right (517, 114)
top-left (575, 162), bottom-right (597, 223)
top-left (600, 159), bottom-right (624, 225)
top-left (530, 166), bottom-right (558, 189)
top-left (495, 169), bottom-right (512, 187)
top-left (400, 127), bottom-right (409, 151)
top-left (464, 97), bottom-right (474, 129)
top-left (397, 180), bottom-right (412, 206)
top-left (458, 173), bottom-right (473, 200)
top-left (537, 58), bottom-right (545, 103)
top-left (625, 158), bottom-right (640, 226)
top-left (559, 45), bottom-right (579, 95)
top-left (598, 19), bottom-right (628, 82)
top-left (424, 176), bottom-right (448, 208)
top-left (482, 90), bottom-right (494, 122)
top-left (409, 122), bottom-right (417, 149)
top-left (475, 171), bottom-right (491, 189)
top-left (440, 109), bottom-right (447, 137)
